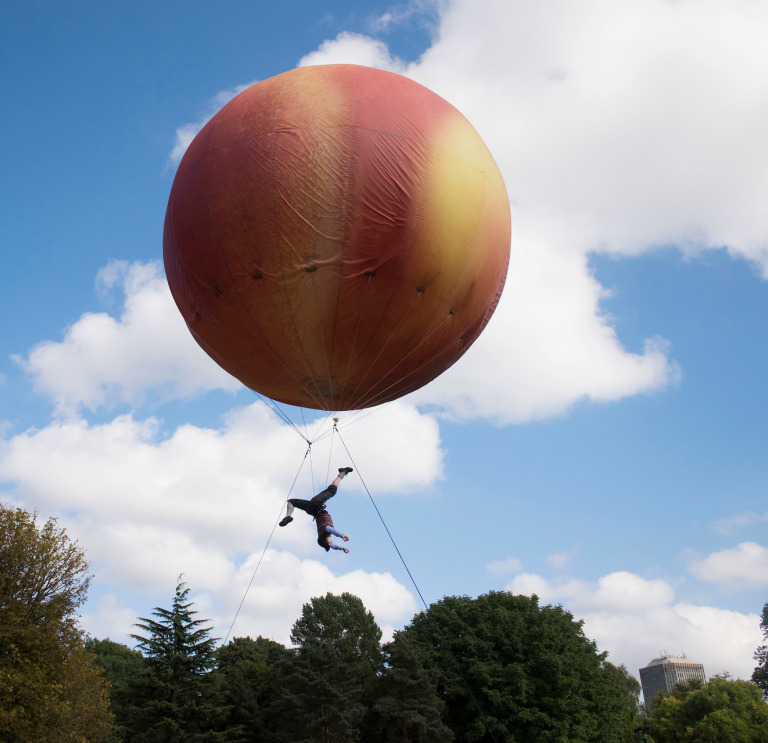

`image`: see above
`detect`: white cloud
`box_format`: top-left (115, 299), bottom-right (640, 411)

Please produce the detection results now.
top-left (298, 32), bottom-right (406, 72)
top-left (0, 400), bottom-right (437, 644)
top-left (689, 542), bottom-right (768, 591)
top-left (508, 571), bottom-right (761, 681)
top-left (168, 82), bottom-right (257, 166)
top-left (297, 0), bottom-right (768, 420)
top-left (15, 261), bottom-right (241, 416)
top-left (485, 557), bottom-right (523, 575)
top-left (713, 511), bottom-right (768, 536)
top-left (80, 594), bottom-right (139, 642)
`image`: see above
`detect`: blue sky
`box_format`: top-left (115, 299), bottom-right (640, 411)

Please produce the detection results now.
top-left (2, 0), bottom-right (768, 682)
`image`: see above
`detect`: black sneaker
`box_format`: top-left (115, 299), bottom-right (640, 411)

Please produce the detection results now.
top-left (279, 516), bottom-right (293, 527)
top-left (338, 467), bottom-right (353, 475)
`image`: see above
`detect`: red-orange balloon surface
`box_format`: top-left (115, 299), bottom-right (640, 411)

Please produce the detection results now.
top-left (164, 64), bottom-right (510, 411)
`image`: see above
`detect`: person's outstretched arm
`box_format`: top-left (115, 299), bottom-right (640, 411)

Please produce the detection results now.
top-left (329, 542), bottom-right (349, 552)
top-left (325, 525), bottom-right (349, 541)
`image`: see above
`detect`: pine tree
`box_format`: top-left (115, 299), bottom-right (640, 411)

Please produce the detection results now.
top-left (128, 577), bottom-right (239, 742)
top-left (369, 632), bottom-right (453, 743)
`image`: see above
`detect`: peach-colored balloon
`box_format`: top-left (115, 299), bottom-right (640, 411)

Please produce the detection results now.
top-left (164, 64), bottom-right (510, 411)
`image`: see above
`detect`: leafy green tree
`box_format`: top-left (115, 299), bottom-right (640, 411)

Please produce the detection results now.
top-left (753, 602), bottom-right (768, 696)
top-left (403, 591), bottom-right (632, 743)
top-left (0, 504), bottom-right (113, 742)
top-left (601, 661), bottom-right (642, 741)
top-left (128, 577), bottom-right (238, 742)
top-left (271, 640), bottom-right (365, 743)
top-left (270, 592), bottom-right (383, 743)
top-left (650, 677), bottom-right (768, 742)
top-left (87, 638), bottom-right (147, 741)
top-left (290, 592), bottom-right (383, 677)
top-left (214, 636), bottom-right (291, 743)
top-left (368, 631), bottom-right (453, 743)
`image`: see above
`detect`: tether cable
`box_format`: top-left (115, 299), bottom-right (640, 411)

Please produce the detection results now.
top-left (335, 429), bottom-right (499, 743)
top-left (249, 389), bottom-right (308, 443)
top-left (224, 445), bottom-right (310, 644)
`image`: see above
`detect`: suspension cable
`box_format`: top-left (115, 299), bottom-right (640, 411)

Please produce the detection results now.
top-left (223, 445), bottom-right (310, 643)
top-left (335, 429), bottom-right (499, 743)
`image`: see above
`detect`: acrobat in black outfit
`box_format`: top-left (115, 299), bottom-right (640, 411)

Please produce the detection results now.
top-left (279, 467), bottom-right (353, 552)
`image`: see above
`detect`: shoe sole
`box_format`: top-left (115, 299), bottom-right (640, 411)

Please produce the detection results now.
top-left (279, 516), bottom-right (293, 527)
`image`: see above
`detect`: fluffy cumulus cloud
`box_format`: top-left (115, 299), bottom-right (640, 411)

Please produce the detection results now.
top-left (296, 0), bottom-right (768, 421)
top-left (0, 399), bottom-right (437, 643)
top-left (507, 571), bottom-right (761, 681)
top-left (15, 261), bottom-right (241, 416)
top-left (689, 542), bottom-right (768, 591)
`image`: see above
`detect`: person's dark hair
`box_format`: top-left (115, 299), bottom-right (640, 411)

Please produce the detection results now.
top-left (317, 536), bottom-right (330, 551)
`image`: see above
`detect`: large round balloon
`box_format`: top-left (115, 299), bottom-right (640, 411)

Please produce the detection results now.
top-left (164, 64), bottom-right (510, 411)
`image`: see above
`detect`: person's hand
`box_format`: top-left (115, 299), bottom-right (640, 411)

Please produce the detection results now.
top-left (342, 534), bottom-right (349, 541)
top-left (342, 547), bottom-right (349, 553)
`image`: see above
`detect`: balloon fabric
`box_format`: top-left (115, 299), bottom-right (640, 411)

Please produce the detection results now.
top-left (163, 64), bottom-right (510, 412)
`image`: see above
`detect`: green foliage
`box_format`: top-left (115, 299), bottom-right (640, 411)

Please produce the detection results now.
top-left (753, 602), bottom-right (768, 696)
top-left (213, 636), bottom-right (291, 743)
top-left (128, 577), bottom-right (238, 742)
top-left (368, 632), bottom-right (453, 743)
top-left (650, 677), bottom-right (768, 742)
top-left (270, 592), bottom-right (384, 743)
top-left (290, 592), bottom-right (383, 676)
top-left (601, 661), bottom-right (642, 741)
top-left (0, 504), bottom-right (112, 742)
top-left (86, 638), bottom-right (147, 742)
top-left (271, 639), bottom-right (366, 743)
top-left (402, 591), bottom-right (631, 743)
top-left (0, 504), bottom-right (91, 623)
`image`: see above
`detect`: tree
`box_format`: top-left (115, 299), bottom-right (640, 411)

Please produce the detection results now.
top-left (650, 677), bottom-right (768, 742)
top-left (600, 661), bottom-right (642, 741)
top-left (753, 602), bottom-right (768, 696)
top-left (403, 591), bottom-right (633, 743)
top-left (368, 632), bottom-right (453, 743)
top-left (270, 592), bottom-right (383, 743)
top-left (128, 577), bottom-right (238, 742)
top-left (214, 636), bottom-right (291, 743)
top-left (290, 592), bottom-right (383, 676)
top-left (87, 638), bottom-right (147, 742)
top-left (0, 504), bottom-right (113, 742)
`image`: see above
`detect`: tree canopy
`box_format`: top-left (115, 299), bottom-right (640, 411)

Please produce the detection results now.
top-left (402, 591), bottom-right (637, 743)
top-left (127, 577), bottom-right (238, 742)
top-left (650, 677), bottom-right (768, 742)
top-left (0, 504), bottom-right (112, 742)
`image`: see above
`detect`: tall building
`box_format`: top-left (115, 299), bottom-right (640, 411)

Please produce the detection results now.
top-left (639, 654), bottom-right (706, 710)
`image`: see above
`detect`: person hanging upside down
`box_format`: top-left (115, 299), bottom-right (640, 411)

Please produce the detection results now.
top-left (279, 467), bottom-right (353, 553)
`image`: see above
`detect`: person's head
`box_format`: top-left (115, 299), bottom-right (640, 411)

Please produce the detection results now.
top-left (317, 535), bottom-right (331, 551)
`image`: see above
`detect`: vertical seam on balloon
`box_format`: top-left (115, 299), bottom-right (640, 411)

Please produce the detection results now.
top-left (325, 66), bottom-right (357, 411)
top-left (217, 157), bottom-right (332, 411)
top-left (166, 191), bottom-right (277, 397)
top-left (348, 313), bottom-right (457, 411)
top-left (351, 168), bottom-right (489, 409)
top-left (309, 271), bottom-right (336, 411)
top-left (338, 274), bottom-right (371, 411)
top-left (341, 129), bottom-right (433, 410)
top-left (173, 107), bottom-right (329, 411)
top-left (269, 78), bottom-right (332, 412)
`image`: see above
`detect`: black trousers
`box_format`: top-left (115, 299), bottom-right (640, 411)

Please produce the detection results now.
top-left (288, 484), bottom-right (337, 518)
